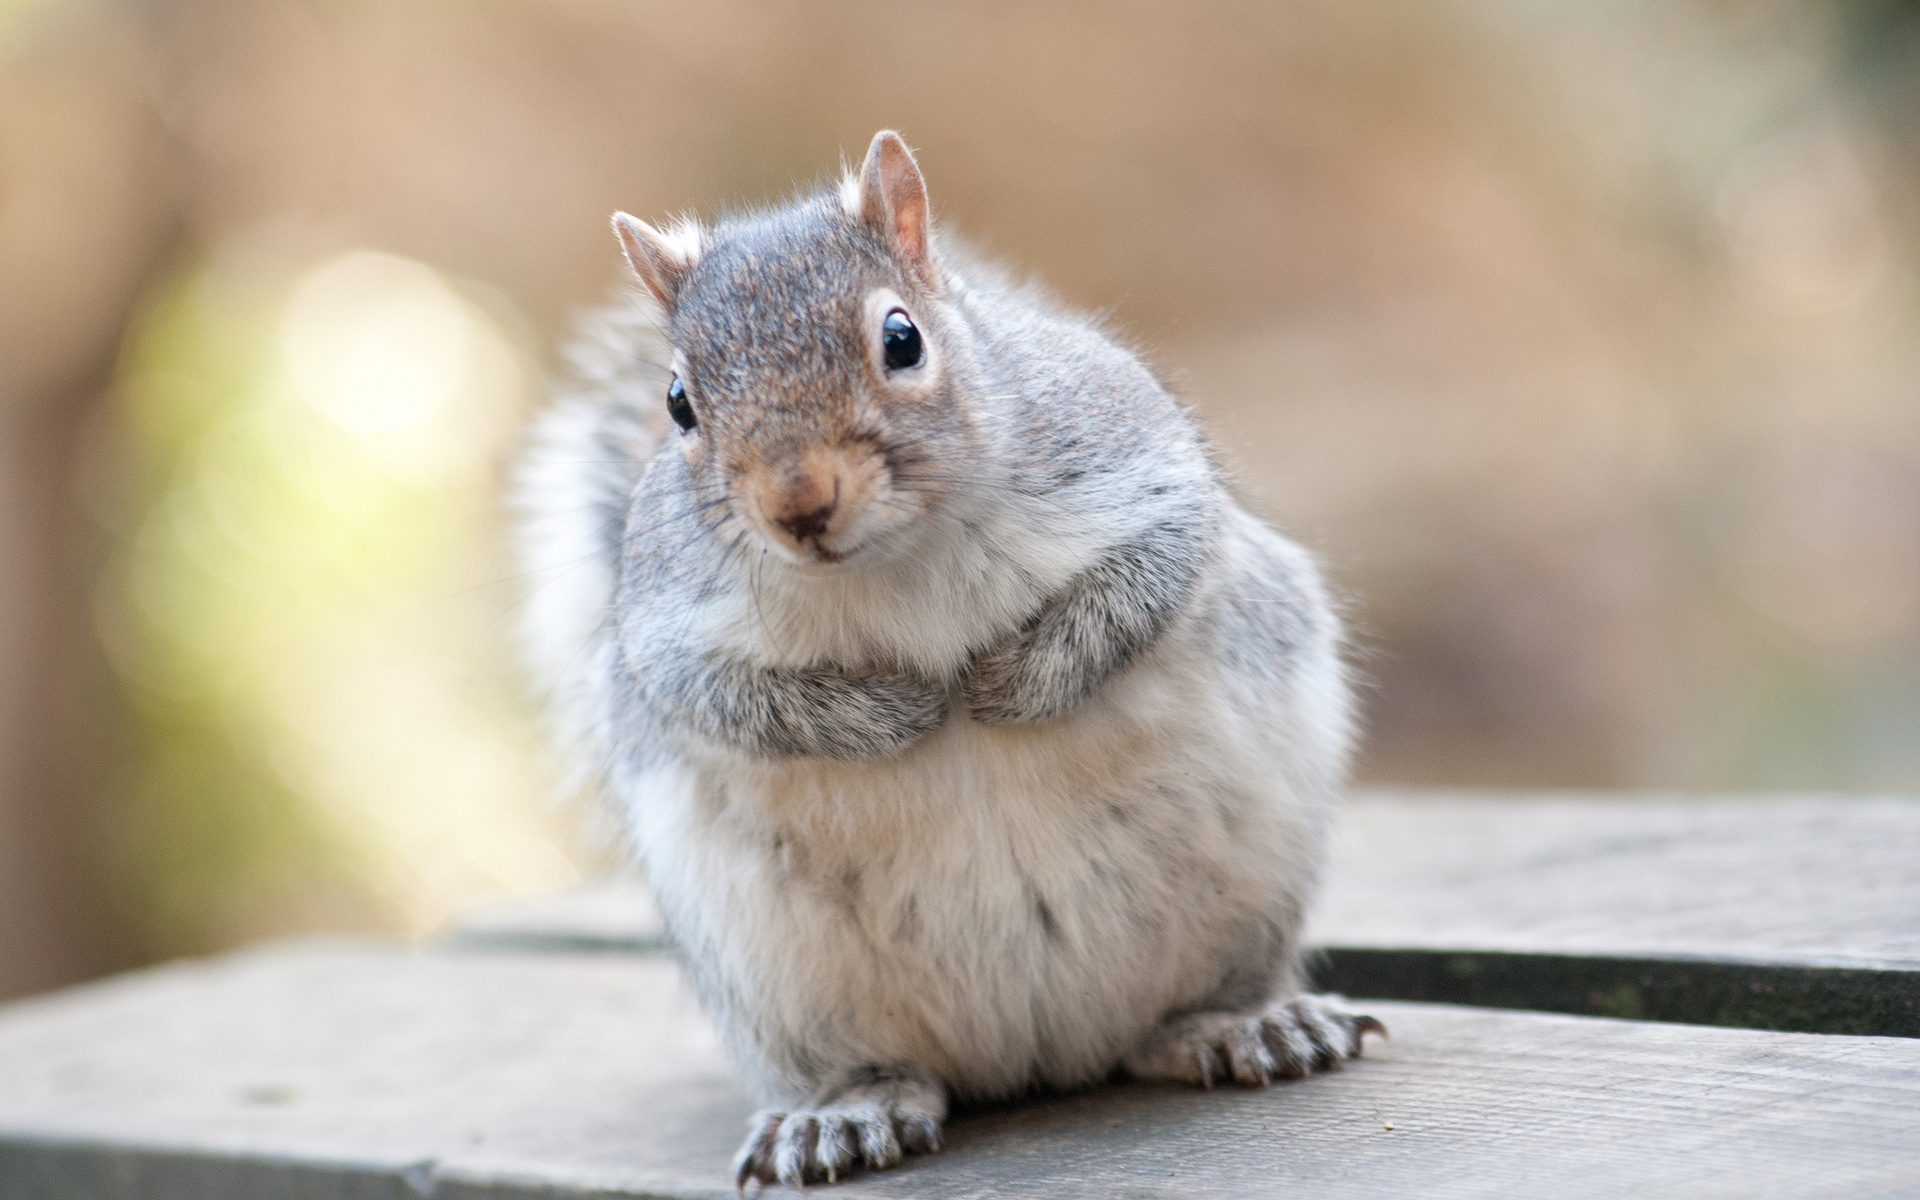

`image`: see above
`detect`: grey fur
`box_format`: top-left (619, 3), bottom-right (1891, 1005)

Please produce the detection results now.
top-left (514, 131), bottom-right (1380, 1190)
top-left (963, 510), bottom-right (1216, 724)
top-left (625, 639), bottom-right (947, 762)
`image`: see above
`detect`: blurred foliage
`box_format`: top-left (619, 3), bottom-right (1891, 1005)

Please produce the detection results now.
top-left (92, 236), bottom-right (579, 959)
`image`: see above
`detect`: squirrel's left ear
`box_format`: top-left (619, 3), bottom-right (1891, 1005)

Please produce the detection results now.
top-left (853, 130), bottom-right (938, 291)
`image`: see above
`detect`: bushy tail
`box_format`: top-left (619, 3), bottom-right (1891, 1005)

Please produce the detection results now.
top-left (509, 296), bottom-right (670, 793)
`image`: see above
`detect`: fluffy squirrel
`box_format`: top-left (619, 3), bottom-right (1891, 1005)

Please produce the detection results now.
top-left (515, 130), bottom-right (1383, 1190)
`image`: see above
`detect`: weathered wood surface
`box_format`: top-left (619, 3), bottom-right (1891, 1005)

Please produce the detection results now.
top-left (1313, 789), bottom-right (1920, 969)
top-left (1310, 790), bottom-right (1920, 1034)
top-left (3, 942), bottom-right (1919, 1199)
top-left (452, 878), bottom-right (668, 954)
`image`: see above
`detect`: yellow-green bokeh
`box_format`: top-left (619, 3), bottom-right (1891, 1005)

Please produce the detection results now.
top-left (96, 234), bottom-right (582, 960)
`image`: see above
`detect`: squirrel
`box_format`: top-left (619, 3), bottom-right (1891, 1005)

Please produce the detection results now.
top-left (514, 130), bottom-right (1383, 1190)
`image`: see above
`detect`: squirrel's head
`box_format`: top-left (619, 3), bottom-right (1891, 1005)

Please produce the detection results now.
top-left (611, 130), bottom-right (977, 571)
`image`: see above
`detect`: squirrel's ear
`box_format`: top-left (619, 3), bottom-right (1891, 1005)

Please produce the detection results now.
top-left (612, 212), bottom-right (699, 309)
top-left (855, 131), bottom-right (937, 290)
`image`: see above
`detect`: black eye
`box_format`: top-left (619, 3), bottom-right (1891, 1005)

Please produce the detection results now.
top-left (666, 374), bottom-right (697, 432)
top-left (881, 309), bottom-right (924, 371)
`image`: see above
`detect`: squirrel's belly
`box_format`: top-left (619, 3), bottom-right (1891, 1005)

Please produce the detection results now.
top-left (630, 649), bottom-right (1332, 1102)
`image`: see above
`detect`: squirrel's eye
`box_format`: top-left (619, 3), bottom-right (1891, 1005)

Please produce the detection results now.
top-left (881, 309), bottom-right (924, 372)
top-left (666, 375), bottom-right (697, 432)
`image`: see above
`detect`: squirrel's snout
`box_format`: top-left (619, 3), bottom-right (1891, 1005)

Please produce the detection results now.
top-left (739, 439), bottom-right (922, 566)
top-left (743, 453), bottom-right (873, 564)
top-left (774, 498), bottom-right (835, 543)
top-left (764, 466), bottom-right (838, 542)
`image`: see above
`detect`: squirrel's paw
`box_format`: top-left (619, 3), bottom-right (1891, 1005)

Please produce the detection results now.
top-left (732, 1073), bottom-right (944, 1191)
top-left (961, 631), bottom-right (1076, 725)
top-left (1121, 995), bottom-right (1387, 1089)
top-left (759, 669), bottom-right (947, 761)
top-left (814, 671), bottom-right (949, 759)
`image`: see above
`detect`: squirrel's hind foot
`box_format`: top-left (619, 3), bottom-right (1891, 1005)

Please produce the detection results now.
top-left (1122, 996), bottom-right (1386, 1089)
top-left (733, 1069), bottom-right (945, 1191)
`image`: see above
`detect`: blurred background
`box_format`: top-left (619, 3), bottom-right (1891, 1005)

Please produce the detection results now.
top-left (2, 0), bottom-right (1917, 1002)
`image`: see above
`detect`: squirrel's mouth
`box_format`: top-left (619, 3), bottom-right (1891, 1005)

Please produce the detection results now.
top-left (745, 511), bottom-right (867, 568)
top-left (740, 448), bottom-right (898, 568)
top-left (759, 523), bottom-right (888, 571)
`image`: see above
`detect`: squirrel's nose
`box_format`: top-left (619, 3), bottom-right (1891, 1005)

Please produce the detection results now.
top-left (774, 501), bottom-right (835, 542)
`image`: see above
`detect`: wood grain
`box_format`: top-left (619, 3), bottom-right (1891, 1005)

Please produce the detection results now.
top-left (1310, 789), bottom-right (1920, 970)
top-left (2, 943), bottom-right (1917, 1198)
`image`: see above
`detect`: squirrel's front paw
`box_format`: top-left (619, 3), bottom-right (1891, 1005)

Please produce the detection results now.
top-left (781, 670), bottom-right (946, 760)
top-left (961, 630), bottom-right (1079, 725)
top-left (1121, 996), bottom-right (1386, 1089)
top-left (732, 1071), bottom-right (945, 1190)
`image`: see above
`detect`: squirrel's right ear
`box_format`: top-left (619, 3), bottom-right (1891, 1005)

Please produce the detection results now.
top-left (852, 131), bottom-right (938, 291)
top-left (612, 212), bottom-right (699, 310)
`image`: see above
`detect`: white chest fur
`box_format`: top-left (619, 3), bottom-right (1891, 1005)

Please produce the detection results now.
top-left (618, 595), bottom-right (1336, 1105)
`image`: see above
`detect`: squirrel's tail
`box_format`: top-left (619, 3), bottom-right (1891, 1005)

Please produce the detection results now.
top-left (510, 296), bottom-right (668, 790)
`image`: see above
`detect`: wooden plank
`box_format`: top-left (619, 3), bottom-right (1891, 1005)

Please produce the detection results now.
top-left (450, 878), bottom-right (668, 954)
top-left (1310, 789), bottom-right (1920, 970)
top-left (2, 943), bottom-right (1918, 1199)
top-left (1313, 948), bottom-right (1920, 1036)
top-left (1307, 790), bottom-right (1920, 1034)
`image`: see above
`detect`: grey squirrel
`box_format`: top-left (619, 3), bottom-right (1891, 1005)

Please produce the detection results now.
top-left (514, 130), bottom-right (1382, 1190)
